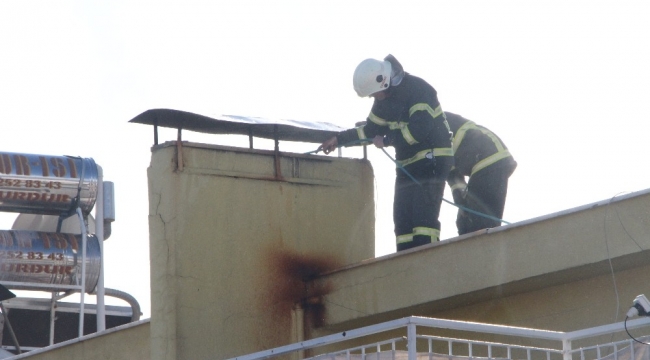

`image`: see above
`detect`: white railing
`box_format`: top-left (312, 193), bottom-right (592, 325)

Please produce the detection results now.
top-left (229, 316), bottom-right (650, 360)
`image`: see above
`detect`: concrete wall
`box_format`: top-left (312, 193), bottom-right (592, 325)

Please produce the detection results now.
top-left (13, 320), bottom-right (150, 360)
top-left (147, 142), bottom-right (375, 360)
top-left (311, 189), bottom-right (650, 342)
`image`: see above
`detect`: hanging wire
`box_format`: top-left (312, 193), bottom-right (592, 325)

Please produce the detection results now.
top-left (604, 194), bottom-right (624, 328)
top-left (624, 316), bottom-right (650, 345)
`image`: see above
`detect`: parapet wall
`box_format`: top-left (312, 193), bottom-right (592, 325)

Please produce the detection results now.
top-left (315, 189), bottom-right (650, 336)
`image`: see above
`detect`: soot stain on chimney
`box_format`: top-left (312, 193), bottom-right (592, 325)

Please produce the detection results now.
top-left (263, 246), bottom-right (341, 328)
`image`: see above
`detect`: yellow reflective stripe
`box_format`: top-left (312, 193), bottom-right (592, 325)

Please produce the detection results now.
top-left (373, 104), bottom-right (448, 146)
top-left (401, 125), bottom-right (418, 145)
top-left (396, 147), bottom-right (454, 167)
top-left (409, 104), bottom-right (443, 119)
top-left (413, 227), bottom-right (440, 239)
top-left (408, 104), bottom-right (451, 142)
top-left (452, 121), bottom-right (477, 154)
top-left (396, 234), bottom-right (413, 244)
top-left (397, 228), bottom-right (441, 244)
top-left (356, 125), bottom-right (367, 140)
top-left (480, 126), bottom-right (506, 152)
top-left (433, 148), bottom-right (453, 157)
top-left (413, 227), bottom-right (435, 236)
top-left (388, 122), bottom-right (405, 130)
top-left (454, 121), bottom-right (506, 155)
top-left (368, 112), bottom-right (388, 126)
top-left (396, 149), bottom-right (430, 166)
top-left (471, 150), bottom-right (512, 176)
top-left (384, 121), bottom-right (418, 144)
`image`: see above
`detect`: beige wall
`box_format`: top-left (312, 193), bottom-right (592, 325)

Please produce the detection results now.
top-left (310, 190), bottom-right (650, 344)
top-left (147, 142), bottom-right (375, 360)
top-left (13, 321), bottom-right (150, 360)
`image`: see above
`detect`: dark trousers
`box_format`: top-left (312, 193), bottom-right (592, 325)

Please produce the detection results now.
top-left (394, 158), bottom-right (449, 251)
top-left (456, 165), bottom-right (511, 235)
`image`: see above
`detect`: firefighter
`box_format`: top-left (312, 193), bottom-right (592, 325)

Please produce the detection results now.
top-left (320, 55), bottom-right (453, 251)
top-left (444, 111), bottom-right (517, 235)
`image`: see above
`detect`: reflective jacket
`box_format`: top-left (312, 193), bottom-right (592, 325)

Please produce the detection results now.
top-left (445, 112), bottom-right (517, 198)
top-left (337, 73), bottom-right (453, 167)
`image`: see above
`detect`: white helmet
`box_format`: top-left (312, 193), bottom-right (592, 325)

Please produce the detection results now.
top-left (353, 58), bottom-right (392, 97)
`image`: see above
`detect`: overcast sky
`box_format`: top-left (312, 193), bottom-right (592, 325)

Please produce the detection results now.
top-left (1, 1), bottom-right (649, 319)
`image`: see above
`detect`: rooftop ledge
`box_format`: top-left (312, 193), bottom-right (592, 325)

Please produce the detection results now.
top-left (316, 188), bottom-right (650, 329)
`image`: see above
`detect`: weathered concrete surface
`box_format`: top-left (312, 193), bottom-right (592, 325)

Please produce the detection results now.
top-left (147, 142), bottom-right (375, 360)
top-left (12, 320), bottom-right (150, 360)
top-left (315, 189), bottom-right (650, 334)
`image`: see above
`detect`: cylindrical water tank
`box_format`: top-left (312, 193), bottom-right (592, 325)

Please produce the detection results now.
top-left (0, 152), bottom-right (98, 216)
top-left (0, 230), bottom-right (101, 293)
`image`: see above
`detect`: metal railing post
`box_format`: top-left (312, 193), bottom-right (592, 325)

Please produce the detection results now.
top-left (563, 339), bottom-right (572, 360)
top-left (96, 166), bottom-right (105, 331)
top-left (76, 207), bottom-right (87, 338)
top-left (407, 323), bottom-right (417, 360)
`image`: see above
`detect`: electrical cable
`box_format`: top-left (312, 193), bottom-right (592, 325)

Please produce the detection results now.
top-left (604, 194), bottom-right (622, 326)
top-left (603, 191), bottom-right (650, 343)
top-left (603, 191), bottom-right (650, 333)
top-left (612, 192), bottom-right (646, 251)
top-left (323, 298), bottom-right (368, 315)
top-left (624, 316), bottom-right (650, 345)
top-left (603, 191), bottom-right (650, 342)
top-left (309, 139), bottom-right (511, 225)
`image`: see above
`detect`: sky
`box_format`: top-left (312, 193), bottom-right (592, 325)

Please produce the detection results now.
top-left (1, 1), bottom-right (649, 320)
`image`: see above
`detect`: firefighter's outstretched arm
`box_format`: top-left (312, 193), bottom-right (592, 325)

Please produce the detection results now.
top-left (319, 136), bottom-right (338, 154)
